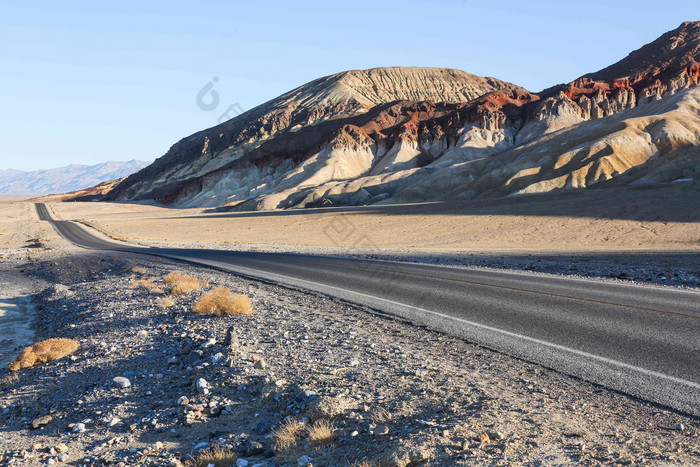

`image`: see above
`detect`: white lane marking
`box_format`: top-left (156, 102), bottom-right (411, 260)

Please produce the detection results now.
top-left (179, 256), bottom-right (700, 391)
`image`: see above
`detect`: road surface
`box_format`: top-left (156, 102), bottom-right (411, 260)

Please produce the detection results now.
top-left (36, 203), bottom-right (700, 415)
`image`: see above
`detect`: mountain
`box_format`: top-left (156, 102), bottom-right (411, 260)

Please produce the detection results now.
top-left (107, 22), bottom-right (700, 210)
top-left (0, 160), bottom-right (151, 195)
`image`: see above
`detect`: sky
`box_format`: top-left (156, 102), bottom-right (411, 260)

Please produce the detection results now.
top-left (0, 1), bottom-right (697, 171)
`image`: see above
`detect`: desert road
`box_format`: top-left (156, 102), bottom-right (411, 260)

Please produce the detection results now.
top-left (36, 203), bottom-right (700, 416)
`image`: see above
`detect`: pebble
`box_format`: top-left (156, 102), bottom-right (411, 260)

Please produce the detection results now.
top-left (58, 453), bottom-right (69, 462)
top-left (236, 459), bottom-right (250, 467)
top-left (254, 359), bottom-right (267, 369)
top-left (178, 396), bottom-right (190, 405)
top-left (196, 378), bottom-right (210, 395)
top-left (193, 441), bottom-right (209, 450)
top-left (297, 455), bottom-right (313, 466)
top-left (112, 376), bottom-right (131, 388)
top-left (203, 338), bottom-right (217, 348)
top-left (167, 356), bottom-right (179, 365)
top-left (375, 424), bottom-right (389, 436)
top-left (108, 418), bottom-right (121, 427)
top-left (30, 415), bottom-right (53, 430)
top-left (72, 423), bottom-right (86, 433)
top-left (211, 352), bottom-right (224, 364)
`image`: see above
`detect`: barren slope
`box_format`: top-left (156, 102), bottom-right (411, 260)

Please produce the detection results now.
top-left (105, 22), bottom-right (700, 211)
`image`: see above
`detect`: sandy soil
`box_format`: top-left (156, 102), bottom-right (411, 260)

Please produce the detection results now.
top-left (0, 203), bottom-right (698, 466)
top-left (48, 183), bottom-right (700, 254)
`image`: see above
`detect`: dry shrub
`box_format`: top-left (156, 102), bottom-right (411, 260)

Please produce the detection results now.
top-left (131, 266), bottom-right (147, 274)
top-left (185, 445), bottom-right (237, 467)
top-left (163, 271), bottom-right (190, 284)
top-left (193, 287), bottom-right (253, 316)
top-left (9, 338), bottom-right (79, 371)
top-left (132, 277), bottom-right (164, 294)
top-left (272, 418), bottom-right (305, 452)
top-left (164, 271), bottom-right (204, 295)
top-left (307, 419), bottom-right (334, 446)
top-left (157, 296), bottom-right (175, 308)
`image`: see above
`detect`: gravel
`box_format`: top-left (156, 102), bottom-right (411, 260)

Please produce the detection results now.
top-left (0, 233), bottom-right (698, 465)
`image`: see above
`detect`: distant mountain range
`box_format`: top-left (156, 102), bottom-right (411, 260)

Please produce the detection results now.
top-left (0, 160), bottom-right (150, 195)
top-left (104, 21), bottom-right (700, 210)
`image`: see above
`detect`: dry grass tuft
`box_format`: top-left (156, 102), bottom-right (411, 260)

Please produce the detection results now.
top-left (370, 406), bottom-right (393, 424)
top-left (307, 419), bottom-right (335, 446)
top-left (9, 338), bottom-right (79, 371)
top-left (0, 372), bottom-right (19, 389)
top-left (131, 277), bottom-right (164, 294)
top-left (131, 266), bottom-right (147, 274)
top-left (164, 271), bottom-right (204, 295)
top-left (272, 418), bottom-right (305, 452)
top-left (193, 286), bottom-right (253, 316)
top-left (157, 296), bottom-right (176, 308)
top-left (350, 461), bottom-right (378, 467)
top-left (185, 445), bottom-right (237, 467)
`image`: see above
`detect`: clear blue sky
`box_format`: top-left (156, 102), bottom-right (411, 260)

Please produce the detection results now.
top-left (0, 1), bottom-right (697, 171)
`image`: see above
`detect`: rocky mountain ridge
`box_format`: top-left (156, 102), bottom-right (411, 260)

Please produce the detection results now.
top-left (0, 160), bottom-right (150, 195)
top-left (107, 22), bottom-right (700, 210)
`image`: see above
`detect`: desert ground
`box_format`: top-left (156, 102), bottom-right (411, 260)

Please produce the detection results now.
top-left (0, 196), bottom-right (699, 466)
top-left (46, 182), bottom-right (700, 253)
top-left (42, 182), bottom-right (700, 288)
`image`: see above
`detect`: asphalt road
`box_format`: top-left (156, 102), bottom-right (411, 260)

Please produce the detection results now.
top-left (36, 203), bottom-right (700, 415)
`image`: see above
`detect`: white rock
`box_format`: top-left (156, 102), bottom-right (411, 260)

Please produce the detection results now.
top-left (196, 378), bottom-right (210, 395)
top-left (72, 423), bottom-right (86, 433)
top-left (297, 455), bottom-right (313, 465)
top-left (211, 352), bottom-right (224, 364)
top-left (193, 441), bottom-right (209, 450)
top-left (112, 377), bottom-right (131, 388)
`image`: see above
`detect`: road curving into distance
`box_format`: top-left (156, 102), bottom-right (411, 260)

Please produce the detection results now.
top-left (36, 203), bottom-right (700, 415)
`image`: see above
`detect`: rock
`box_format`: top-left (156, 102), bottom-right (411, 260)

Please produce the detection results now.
top-left (108, 417), bottom-right (121, 427)
top-left (137, 330), bottom-right (148, 339)
top-left (676, 423), bottom-right (685, 431)
top-left (193, 442), bottom-right (209, 450)
top-left (54, 443), bottom-right (69, 453)
top-left (381, 444), bottom-right (434, 467)
top-left (202, 338), bottom-right (217, 348)
top-left (254, 359), bottom-right (267, 369)
top-left (72, 422), bottom-right (86, 433)
top-left (178, 396), bottom-right (190, 406)
top-left (181, 345), bottom-right (192, 355)
top-left (196, 378), bottom-right (210, 395)
top-left (478, 432), bottom-right (491, 444)
top-left (167, 357), bottom-right (179, 365)
top-left (112, 377), bottom-right (131, 388)
top-left (297, 455), bottom-right (313, 466)
top-left (31, 415), bottom-right (53, 430)
top-left (375, 424), bottom-right (390, 436)
top-left (236, 459), bottom-right (250, 467)
top-left (306, 396), bottom-right (358, 420)
top-left (58, 453), bottom-right (69, 462)
top-left (211, 352), bottom-right (224, 364)
top-left (224, 326), bottom-right (239, 351)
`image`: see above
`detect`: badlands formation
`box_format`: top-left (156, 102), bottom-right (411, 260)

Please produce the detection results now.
top-left (106, 21), bottom-right (700, 211)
